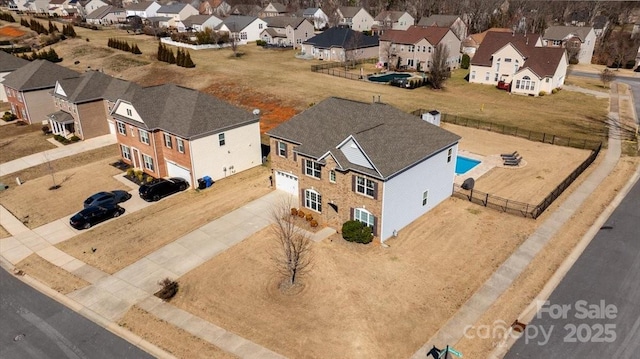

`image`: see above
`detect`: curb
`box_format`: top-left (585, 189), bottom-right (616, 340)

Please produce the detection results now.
top-left (0, 256), bottom-right (177, 359)
top-left (488, 163), bottom-right (640, 358)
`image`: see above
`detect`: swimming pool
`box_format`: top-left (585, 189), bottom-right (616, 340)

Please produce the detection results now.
top-left (456, 156), bottom-right (481, 175)
top-left (368, 72), bottom-right (411, 83)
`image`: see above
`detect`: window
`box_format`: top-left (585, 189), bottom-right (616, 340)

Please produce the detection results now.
top-left (408, 45), bottom-right (414, 52)
top-left (121, 145), bottom-right (131, 160)
top-left (143, 154), bottom-right (154, 171)
top-left (447, 148), bottom-right (452, 163)
top-left (177, 138), bottom-right (185, 153)
top-left (277, 141), bottom-right (287, 157)
top-left (504, 58), bottom-right (512, 62)
top-left (259, 23), bottom-right (263, 29)
top-left (552, 40), bottom-right (561, 46)
top-left (422, 190), bottom-right (429, 206)
top-left (471, 71), bottom-right (476, 80)
top-left (139, 129), bottom-right (149, 144)
top-left (240, 32), bottom-right (247, 40)
top-left (485, 72), bottom-right (490, 81)
top-left (407, 59), bottom-right (414, 67)
top-left (355, 176), bottom-right (375, 197)
top-left (164, 133), bottom-right (172, 148)
top-left (304, 159), bottom-right (321, 179)
top-left (494, 73), bottom-right (499, 81)
top-left (117, 121), bottom-right (126, 135)
top-left (428, 46), bottom-right (431, 53)
top-left (354, 208), bottom-right (374, 228)
top-left (218, 133), bottom-right (225, 146)
top-left (130, 126), bottom-right (135, 136)
top-left (126, 108), bottom-right (132, 116)
top-left (496, 62), bottom-right (500, 72)
top-left (304, 189), bottom-right (322, 212)
top-left (329, 170), bottom-right (336, 183)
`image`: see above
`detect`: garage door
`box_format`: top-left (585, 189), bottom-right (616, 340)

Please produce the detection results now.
top-left (275, 171), bottom-right (298, 195)
top-left (166, 161), bottom-right (192, 186)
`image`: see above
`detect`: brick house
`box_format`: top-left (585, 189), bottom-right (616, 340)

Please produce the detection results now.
top-left (0, 51), bottom-right (28, 102)
top-left (110, 83), bottom-right (262, 187)
top-left (3, 60), bottom-right (79, 124)
top-left (267, 97), bottom-right (460, 242)
top-left (49, 70), bottom-right (137, 140)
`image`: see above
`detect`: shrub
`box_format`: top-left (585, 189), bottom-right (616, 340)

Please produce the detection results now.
top-left (568, 58), bottom-right (579, 65)
top-left (341, 220), bottom-right (373, 244)
top-left (305, 213), bottom-right (313, 221)
top-left (461, 54), bottom-right (470, 69)
top-left (53, 134), bottom-right (65, 142)
top-left (551, 88), bottom-right (558, 94)
top-left (256, 40), bottom-right (266, 46)
top-left (126, 168), bottom-right (135, 177)
top-left (69, 135), bottom-right (80, 142)
top-left (155, 277), bottom-right (179, 301)
top-left (290, 208), bottom-right (298, 216)
top-left (310, 219), bottom-right (318, 227)
top-left (41, 125), bottom-right (51, 134)
top-left (539, 91), bottom-right (546, 96)
top-left (297, 209), bottom-right (305, 218)
top-left (2, 112), bottom-right (17, 122)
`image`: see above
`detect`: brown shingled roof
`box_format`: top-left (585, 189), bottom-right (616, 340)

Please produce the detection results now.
top-left (521, 47), bottom-right (566, 77)
top-left (380, 25), bottom-right (449, 45)
top-left (471, 32), bottom-right (539, 67)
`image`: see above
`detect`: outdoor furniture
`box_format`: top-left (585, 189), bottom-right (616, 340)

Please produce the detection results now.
top-left (501, 151), bottom-right (518, 159)
top-left (504, 156), bottom-right (522, 166)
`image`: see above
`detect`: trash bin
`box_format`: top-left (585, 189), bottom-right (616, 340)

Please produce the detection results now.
top-left (197, 178), bottom-right (206, 190)
top-left (202, 176), bottom-right (213, 188)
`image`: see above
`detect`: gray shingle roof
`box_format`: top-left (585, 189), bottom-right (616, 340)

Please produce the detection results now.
top-left (267, 97), bottom-right (460, 179)
top-left (221, 14), bottom-right (259, 31)
top-left (303, 27), bottom-right (379, 50)
top-left (182, 14), bottom-right (215, 27)
top-left (0, 51), bottom-right (29, 72)
top-left (543, 26), bottom-right (593, 42)
top-left (3, 59), bottom-right (79, 92)
top-left (115, 84), bottom-right (258, 139)
top-left (302, 7), bottom-right (318, 17)
top-left (264, 16), bottom-right (305, 29)
top-left (157, 3), bottom-right (187, 14)
top-left (417, 14), bottom-right (461, 27)
top-left (125, 1), bottom-right (155, 11)
top-left (54, 70), bottom-right (138, 103)
top-left (87, 5), bottom-right (124, 19)
top-left (338, 6), bottom-right (362, 18)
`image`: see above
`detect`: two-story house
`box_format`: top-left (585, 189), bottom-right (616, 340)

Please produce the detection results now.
top-left (219, 15), bottom-right (267, 42)
top-left (469, 32), bottom-right (567, 96)
top-left (301, 27), bottom-right (379, 61)
top-left (373, 10), bottom-right (414, 33)
top-left (417, 14), bottom-right (467, 42)
top-left (3, 60), bottom-right (79, 125)
top-left (86, 5), bottom-right (127, 25)
top-left (0, 51), bottom-right (28, 103)
top-left (199, 0), bottom-right (231, 17)
top-left (542, 26), bottom-right (595, 64)
top-left (336, 6), bottom-right (374, 32)
top-left (81, 0), bottom-right (108, 16)
top-left (48, 70), bottom-right (137, 140)
top-left (125, 1), bottom-right (161, 19)
top-left (379, 25), bottom-right (462, 71)
top-left (182, 14), bottom-right (222, 32)
top-left (260, 2), bottom-right (287, 18)
top-left (267, 97), bottom-right (460, 242)
top-left (300, 7), bottom-right (328, 30)
top-left (156, 3), bottom-right (199, 31)
top-left (110, 83), bottom-right (261, 186)
top-left (261, 16), bottom-right (314, 48)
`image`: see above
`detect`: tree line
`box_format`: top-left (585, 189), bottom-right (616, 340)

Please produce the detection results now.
top-left (157, 43), bottom-right (195, 68)
top-left (107, 38), bottom-right (142, 54)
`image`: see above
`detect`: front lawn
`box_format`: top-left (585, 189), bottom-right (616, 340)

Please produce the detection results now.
top-left (0, 122), bottom-right (56, 163)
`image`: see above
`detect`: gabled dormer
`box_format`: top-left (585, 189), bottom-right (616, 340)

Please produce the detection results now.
top-left (336, 135), bottom-right (375, 170)
top-left (54, 81), bottom-right (67, 98)
top-left (111, 99), bottom-right (144, 124)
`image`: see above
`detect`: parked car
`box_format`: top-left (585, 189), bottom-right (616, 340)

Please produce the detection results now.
top-left (83, 190), bottom-right (132, 208)
top-left (138, 177), bottom-right (189, 202)
top-left (70, 204), bottom-right (125, 230)
top-left (496, 80), bottom-right (511, 91)
top-left (390, 77), bottom-right (411, 88)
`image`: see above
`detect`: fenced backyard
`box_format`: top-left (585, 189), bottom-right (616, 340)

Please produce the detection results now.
top-left (310, 58), bottom-right (378, 80)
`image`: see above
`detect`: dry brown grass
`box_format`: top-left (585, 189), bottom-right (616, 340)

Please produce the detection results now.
top-left (0, 123), bottom-right (56, 163)
top-left (56, 166), bottom-right (272, 274)
top-left (15, 253), bottom-right (90, 294)
top-left (118, 306), bottom-right (238, 359)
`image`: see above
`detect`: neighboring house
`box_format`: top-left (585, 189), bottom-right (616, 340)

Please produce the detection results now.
top-left (86, 6), bottom-right (126, 25)
top-left (461, 27), bottom-right (512, 57)
top-left (3, 60), bottom-right (79, 125)
top-left (199, 0), bottom-right (231, 17)
top-left (301, 7), bottom-right (328, 30)
top-left (8, 0), bottom-right (30, 11)
top-left (593, 15), bottom-right (609, 38)
top-left (219, 15), bottom-right (267, 42)
top-left (469, 32), bottom-right (567, 96)
top-left (48, 71), bottom-right (138, 140)
top-left (0, 51), bottom-right (28, 103)
top-left (183, 14), bottom-right (222, 32)
top-left (229, 3), bottom-right (261, 17)
top-left (82, 0), bottom-right (108, 15)
top-left (267, 97), bottom-right (461, 242)
top-left (110, 83), bottom-right (262, 187)
top-left (260, 2), bottom-right (287, 18)
top-left (417, 14), bottom-right (467, 41)
top-left (373, 10), bottom-right (414, 32)
top-left (301, 27), bottom-right (379, 61)
top-left (125, 1), bottom-right (161, 19)
top-left (156, 3), bottom-right (199, 31)
top-left (30, 0), bottom-right (49, 13)
top-left (261, 16), bottom-right (314, 48)
top-left (565, 9), bottom-right (589, 27)
top-left (542, 26), bottom-right (596, 64)
top-left (336, 6), bottom-right (374, 32)
top-left (379, 26), bottom-right (462, 71)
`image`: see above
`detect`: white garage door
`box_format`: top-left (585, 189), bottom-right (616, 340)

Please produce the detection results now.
top-left (166, 161), bottom-right (192, 186)
top-left (275, 171), bottom-right (298, 195)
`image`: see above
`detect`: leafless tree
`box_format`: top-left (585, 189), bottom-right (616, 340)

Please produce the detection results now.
top-left (344, 31), bottom-right (363, 68)
top-left (428, 42), bottom-right (450, 89)
top-left (600, 68), bottom-right (615, 88)
top-left (379, 41), bottom-right (397, 70)
top-left (270, 198), bottom-right (313, 289)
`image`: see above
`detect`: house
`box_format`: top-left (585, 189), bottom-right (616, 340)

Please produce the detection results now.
top-left (156, 3), bottom-right (199, 31)
top-left (182, 14), bottom-right (222, 32)
top-left (261, 16), bottom-right (314, 48)
top-left (542, 26), bottom-right (596, 64)
top-left (110, 83), bottom-right (262, 187)
top-left (3, 60), bottom-right (79, 125)
top-left (301, 27), bottom-right (379, 61)
top-left (336, 6), bottom-right (375, 32)
top-left (267, 97), bottom-right (461, 242)
top-left (86, 5), bottom-right (126, 25)
top-left (0, 51), bottom-right (29, 103)
top-left (260, 2), bottom-right (288, 18)
top-left (8, 0), bottom-right (30, 11)
top-left (469, 32), bottom-right (567, 96)
top-left (461, 27), bottom-right (512, 57)
top-left (29, 0), bottom-right (50, 13)
top-left (300, 7), bottom-right (328, 30)
top-left (229, 3), bottom-right (261, 17)
top-left (379, 26), bottom-right (462, 71)
top-left (125, 1), bottom-right (161, 19)
top-left (417, 14), bottom-right (467, 41)
top-left (373, 10), bottom-right (414, 32)
top-left (219, 15), bottom-right (267, 42)
top-left (82, 0), bottom-right (108, 16)
top-left (199, 0), bottom-right (231, 17)
top-left (48, 71), bottom-right (137, 140)
top-left (593, 15), bottom-right (609, 38)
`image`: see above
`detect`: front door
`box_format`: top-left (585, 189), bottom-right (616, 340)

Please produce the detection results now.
top-left (132, 148), bottom-right (141, 169)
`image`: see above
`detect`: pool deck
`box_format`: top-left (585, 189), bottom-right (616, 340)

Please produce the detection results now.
top-left (454, 150), bottom-right (528, 185)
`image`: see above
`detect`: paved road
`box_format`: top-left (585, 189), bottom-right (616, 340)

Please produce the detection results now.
top-left (0, 267), bottom-right (154, 359)
top-left (506, 178), bottom-right (640, 358)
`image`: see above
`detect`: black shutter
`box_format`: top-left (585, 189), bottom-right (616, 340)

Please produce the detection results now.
top-left (283, 142), bottom-right (288, 158)
top-left (372, 215), bottom-right (378, 236)
top-left (351, 175), bottom-right (356, 192)
top-left (302, 158), bottom-right (306, 175)
top-left (372, 181), bottom-right (378, 199)
top-left (350, 207), bottom-right (354, 220)
top-left (300, 187), bottom-right (305, 207)
top-left (317, 163), bottom-right (322, 179)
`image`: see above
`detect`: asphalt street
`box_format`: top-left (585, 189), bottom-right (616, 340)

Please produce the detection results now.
top-left (0, 267), bottom-right (154, 359)
top-left (506, 178), bottom-right (640, 358)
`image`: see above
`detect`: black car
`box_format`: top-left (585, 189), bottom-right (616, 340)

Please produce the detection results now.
top-left (138, 177), bottom-right (189, 202)
top-left (70, 204), bottom-right (125, 230)
top-left (83, 190), bottom-right (132, 208)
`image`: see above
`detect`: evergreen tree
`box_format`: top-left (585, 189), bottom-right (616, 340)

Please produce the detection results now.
top-left (131, 44), bottom-right (141, 54)
top-left (47, 48), bottom-right (61, 62)
top-left (183, 51), bottom-right (195, 68)
top-left (123, 41), bottom-right (131, 52)
top-left (108, 38), bottom-right (113, 48)
top-left (167, 48), bottom-right (176, 64)
top-left (176, 48), bottom-right (184, 67)
top-left (157, 42), bottom-right (163, 61)
top-left (48, 20), bottom-right (58, 33)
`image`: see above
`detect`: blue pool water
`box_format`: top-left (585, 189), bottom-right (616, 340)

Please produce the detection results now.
top-left (368, 72), bottom-right (411, 83)
top-left (456, 156), bottom-right (481, 175)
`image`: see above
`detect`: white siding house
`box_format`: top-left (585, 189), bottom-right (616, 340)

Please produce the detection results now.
top-left (220, 15), bottom-right (267, 42)
top-left (125, 1), bottom-right (160, 19)
top-left (336, 6), bottom-right (374, 32)
top-left (156, 3), bottom-right (199, 30)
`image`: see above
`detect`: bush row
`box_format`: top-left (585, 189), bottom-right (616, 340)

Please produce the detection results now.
top-left (157, 43), bottom-right (195, 68)
top-left (107, 38), bottom-right (141, 54)
top-left (0, 11), bottom-right (16, 22)
top-left (17, 48), bottom-right (62, 62)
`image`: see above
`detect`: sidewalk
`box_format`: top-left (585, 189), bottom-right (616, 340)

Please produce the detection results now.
top-left (411, 83), bottom-right (626, 358)
top-left (0, 134), bottom-right (116, 177)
